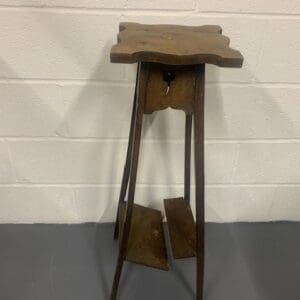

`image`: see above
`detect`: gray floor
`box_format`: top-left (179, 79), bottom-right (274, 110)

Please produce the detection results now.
top-left (0, 222), bottom-right (299, 300)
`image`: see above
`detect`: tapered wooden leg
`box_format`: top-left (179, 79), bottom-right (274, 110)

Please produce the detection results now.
top-left (113, 67), bottom-right (139, 240)
top-left (110, 62), bottom-right (149, 300)
top-left (193, 64), bottom-right (205, 300)
top-left (184, 113), bottom-right (192, 203)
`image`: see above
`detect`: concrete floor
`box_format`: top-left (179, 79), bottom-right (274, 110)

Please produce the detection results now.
top-left (0, 222), bottom-right (299, 300)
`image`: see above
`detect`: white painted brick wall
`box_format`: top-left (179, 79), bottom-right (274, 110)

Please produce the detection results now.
top-left (0, 2), bottom-right (299, 223)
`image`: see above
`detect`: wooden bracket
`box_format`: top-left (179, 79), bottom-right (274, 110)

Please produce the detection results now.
top-left (144, 64), bottom-right (196, 114)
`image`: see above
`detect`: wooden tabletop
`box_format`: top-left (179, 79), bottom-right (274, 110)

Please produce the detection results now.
top-left (110, 22), bottom-right (243, 67)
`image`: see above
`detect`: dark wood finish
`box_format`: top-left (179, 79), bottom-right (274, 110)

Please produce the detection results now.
top-left (110, 22), bottom-right (243, 300)
top-left (119, 202), bottom-right (169, 270)
top-left (193, 64), bottom-right (206, 300)
top-left (164, 197), bottom-right (196, 259)
top-left (113, 66), bottom-right (139, 239)
top-left (144, 64), bottom-right (195, 114)
top-left (111, 22), bottom-right (243, 67)
top-left (184, 114), bottom-right (192, 202)
top-left (119, 22), bottom-right (223, 34)
top-left (110, 62), bottom-right (149, 300)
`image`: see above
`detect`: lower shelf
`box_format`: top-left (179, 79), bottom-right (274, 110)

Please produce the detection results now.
top-left (119, 203), bottom-right (169, 271)
top-left (164, 197), bottom-right (196, 259)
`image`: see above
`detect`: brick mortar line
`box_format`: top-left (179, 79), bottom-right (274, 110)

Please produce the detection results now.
top-left (2, 137), bottom-right (300, 143)
top-left (0, 183), bottom-right (300, 188)
top-left (0, 5), bottom-right (299, 18)
top-left (0, 79), bottom-right (300, 88)
top-left (0, 5), bottom-right (194, 14)
top-left (195, 11), bottom-right (300, 18)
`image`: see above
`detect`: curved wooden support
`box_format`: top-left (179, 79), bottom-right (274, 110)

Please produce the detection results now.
top-left (194, 64), bottom-right (206, 300)
top-left (185, 114), bottom-right (192, 203)
top-left (144, 64), bottom-right (195, 114)
top-left (110, 62), bottom-right (150, 300)
top-left (113, 65), bottom-right (139, 240)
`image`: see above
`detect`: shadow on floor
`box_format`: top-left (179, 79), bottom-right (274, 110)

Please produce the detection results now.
top-left (0, 222), bottom-right (299, 300)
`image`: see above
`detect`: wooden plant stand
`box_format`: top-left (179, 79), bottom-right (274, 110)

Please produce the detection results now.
top-left (109, 22), bottom-right (243, 300)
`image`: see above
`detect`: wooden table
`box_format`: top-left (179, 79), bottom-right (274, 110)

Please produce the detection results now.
top-left (109, 22), bottom-right (243, 300)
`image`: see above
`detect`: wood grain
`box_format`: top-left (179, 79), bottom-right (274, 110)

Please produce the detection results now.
top-left (119, 203), bottom-right (169, 270)
top-left (164, 197), bottom-right (196, 259)
top-left (144, 64), bottom-right (195, 114)
top-left (110, 22), bottom-right (243, 67)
